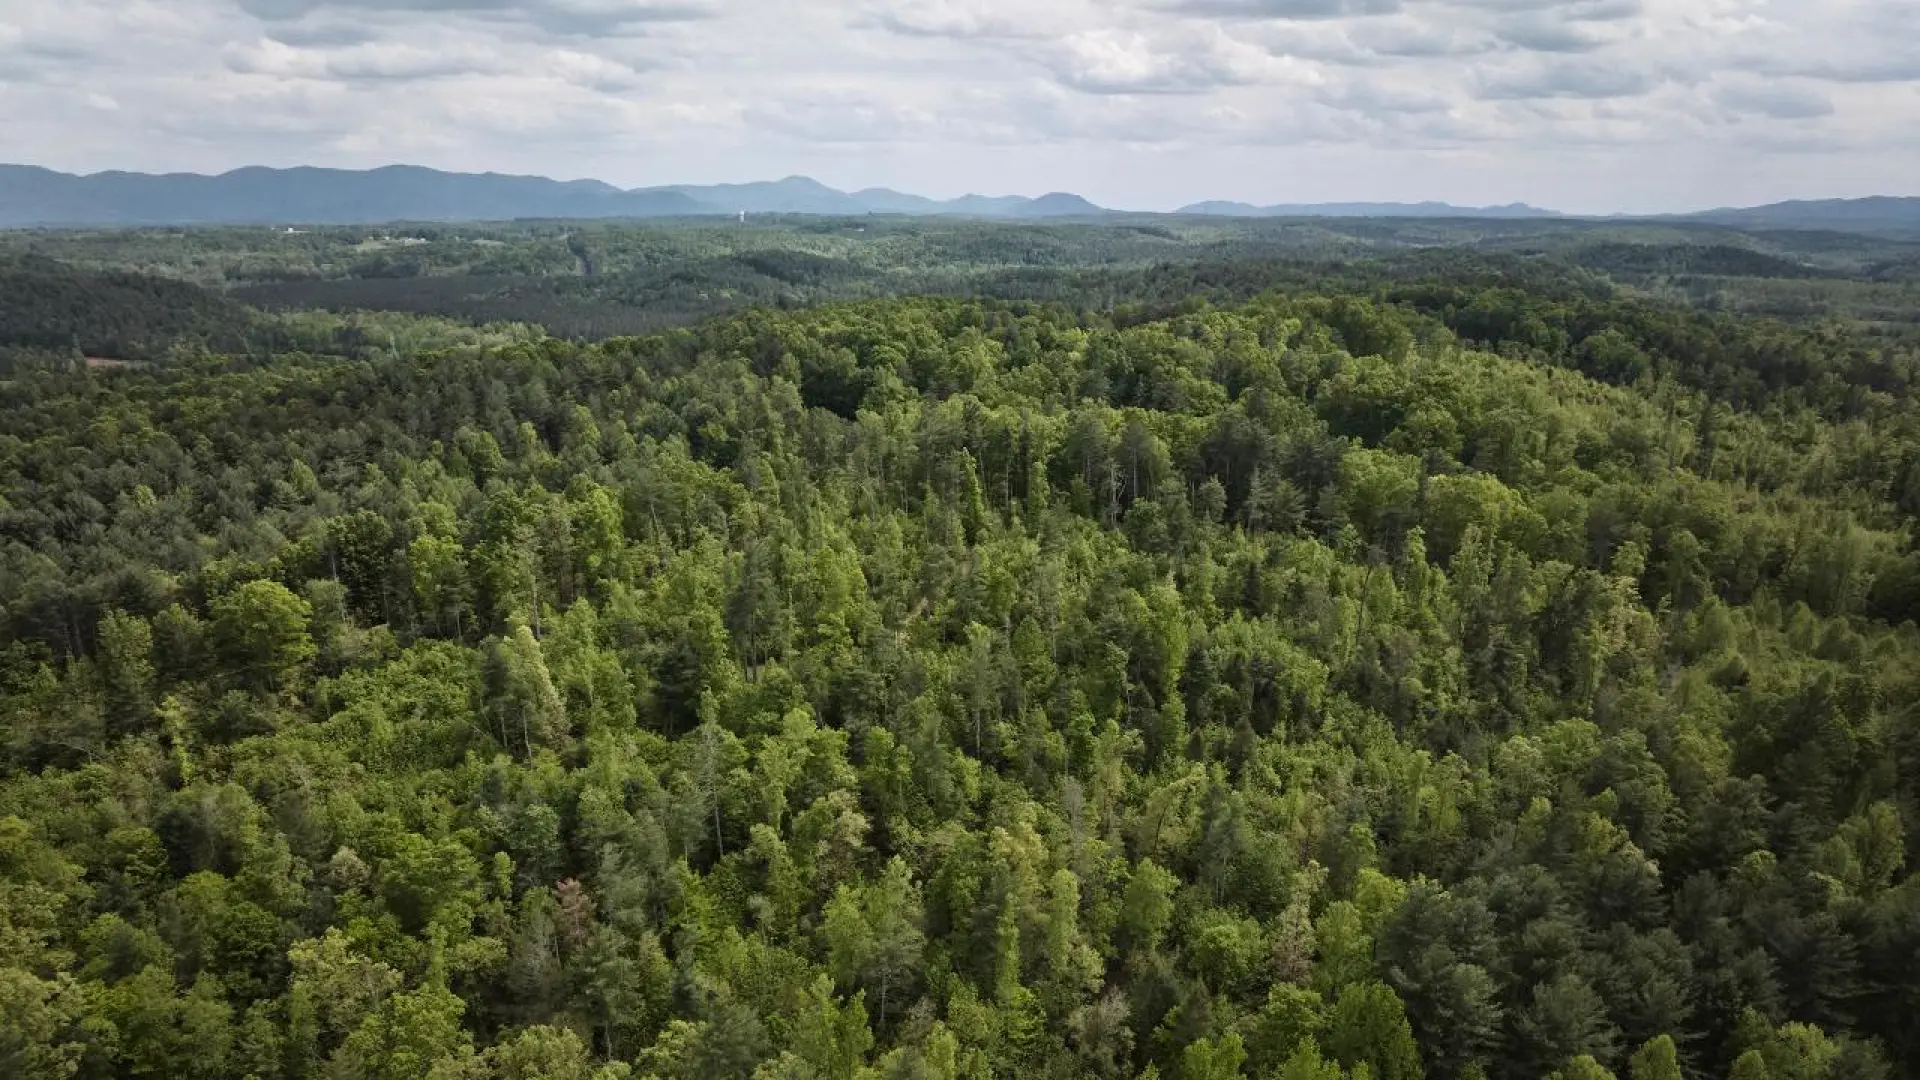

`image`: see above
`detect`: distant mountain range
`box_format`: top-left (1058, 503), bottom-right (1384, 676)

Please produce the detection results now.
top-left (1666, 196), bottom-right (1920, 235)
top-left (0, 165), bottom-right (1109, 227)
top-left (1, 164), bottom-right (1916, 234)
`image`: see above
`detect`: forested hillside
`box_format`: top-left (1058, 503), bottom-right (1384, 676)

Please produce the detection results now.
top-left (4, 276), bottom-right (1919, 1080)
top-left (12, 215), bottom-right (1919, 343)
top-left (0, 255), bottom-right (258, 362)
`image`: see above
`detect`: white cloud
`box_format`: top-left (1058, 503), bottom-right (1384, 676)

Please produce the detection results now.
top-left (1714, 79), bottom-right (1835, 120)
top-left (1044, 27), bottom-right (1313, 94)
top-left (0, 0), bottom-right (1911, 213)
top-left (235, 0), bottom-right (712, 35)
top-left (1476, 60), bottom-right (1662, 100)
top-left (1164, 0), bottom-right (1403, 19)
top-left (867, 0), bottom-right (1072, 40)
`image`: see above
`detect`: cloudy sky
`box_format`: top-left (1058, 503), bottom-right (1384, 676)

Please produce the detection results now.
top-left (1, 0), bottom-right (1915, 212)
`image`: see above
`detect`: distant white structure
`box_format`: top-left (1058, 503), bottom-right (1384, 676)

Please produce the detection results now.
top-left (739, 211), bottom-right (747, 223)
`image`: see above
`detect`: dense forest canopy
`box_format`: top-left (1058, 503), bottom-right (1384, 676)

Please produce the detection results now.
top-left (5, 215), bottom-right (1918, 342)
top-left (2, 216), bottom-right (1919, 1080)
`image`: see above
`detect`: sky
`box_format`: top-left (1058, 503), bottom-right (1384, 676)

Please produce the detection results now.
top-left (1, 0), bottom-right (1916, 213)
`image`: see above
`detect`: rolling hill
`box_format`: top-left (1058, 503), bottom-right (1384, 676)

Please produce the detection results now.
top-left (1179, 199), bottom-right (1561, 219)
top-left (1674, 196), bottom-right (1920, 236)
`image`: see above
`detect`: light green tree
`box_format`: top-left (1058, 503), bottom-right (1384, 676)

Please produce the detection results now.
top-left (211, 579), bottom-right (315, 691)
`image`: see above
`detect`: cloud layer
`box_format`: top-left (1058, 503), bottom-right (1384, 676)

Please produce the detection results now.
top-left (0, 0), bottom-right (1914, 211)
